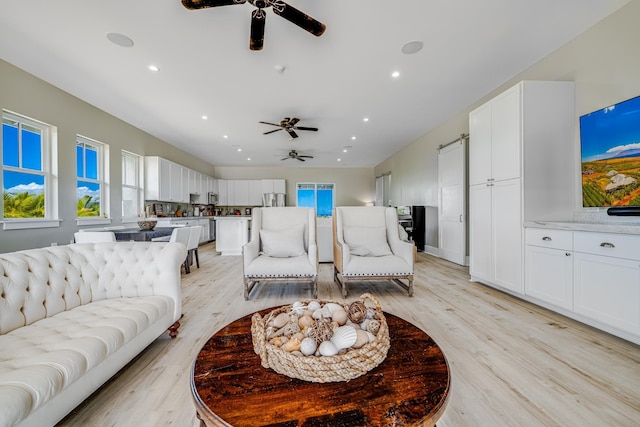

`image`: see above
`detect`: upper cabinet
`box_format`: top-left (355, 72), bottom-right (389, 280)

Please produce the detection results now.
top-left (146, 156), bottom-right (189, 203)
top-left (261, 179), bottom-right (286, 193)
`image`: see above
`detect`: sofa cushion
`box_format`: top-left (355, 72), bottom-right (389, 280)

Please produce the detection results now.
top-left (343, 254), bottom-right (412, 276)
top-left (343, 226), bottom-right (392, 257)
top-left (0, 295), bottom-right (174, 427)
top-left (245, 254), bottom-right (315, 277)
top-left (260, 224), bottom-right (306, 258)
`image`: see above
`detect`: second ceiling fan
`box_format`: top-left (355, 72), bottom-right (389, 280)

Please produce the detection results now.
top-left (181, 0), bottom-right (326, 51)
top-left (260, 117), bottom-right (318, 139)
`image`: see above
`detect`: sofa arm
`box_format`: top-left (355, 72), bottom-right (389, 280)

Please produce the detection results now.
top-left (388, 238), bottom-right (414, 271)
top-left (243, 239), bottom-right (260, 272)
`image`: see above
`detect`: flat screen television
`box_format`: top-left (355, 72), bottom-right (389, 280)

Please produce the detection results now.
top-left (580, 94), bottom-right (640, 207)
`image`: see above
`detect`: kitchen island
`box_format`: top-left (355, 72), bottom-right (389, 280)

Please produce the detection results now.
top-left (214, 216), bottom-right (250, 256)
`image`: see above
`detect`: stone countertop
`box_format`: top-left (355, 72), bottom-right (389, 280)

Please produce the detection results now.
top-left (524, 220), bottom-right (640, 235)
top-left (155, 216), bottom-right (214, 221)
top-left (213, 216), bottom-right (251, 220)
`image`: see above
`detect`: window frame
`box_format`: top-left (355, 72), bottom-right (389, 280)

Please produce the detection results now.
top-left (1, 110), bottom-right (60, 230)
top-left (296, 182), bottom-right (336, 217)
top-left (75, 135), bottom-right (110, 225)
top-left (121, 150), bottom-right (144, 223)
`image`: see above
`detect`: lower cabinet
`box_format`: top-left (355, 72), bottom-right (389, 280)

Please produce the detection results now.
top-left (525, 228), bottom-right (573, 310)
top-left (573, 231), bottom-right (640, 336)
top-left (524, 227), bottom-right (640, 343)
top-left (216, 219), bottom-right (248, 256)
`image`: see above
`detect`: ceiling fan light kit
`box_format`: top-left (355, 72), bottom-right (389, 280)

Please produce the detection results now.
top-left (260, 117), bottom-right (318, 139)
top-left (182, 0), bottom-right (326, 51)
top-left (282, 150), bottom-right (313, 161)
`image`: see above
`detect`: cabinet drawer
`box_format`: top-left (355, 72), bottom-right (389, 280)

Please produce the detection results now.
top-left (574, 231), bottom-right (640, 261)
top-left (525, 228), bottom-right (572, 250)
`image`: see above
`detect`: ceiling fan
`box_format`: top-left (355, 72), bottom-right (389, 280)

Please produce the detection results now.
top-left (181, 0), bottom-right (326, 51)
top-left (260, 117), bottom-right (318, 139)
top-left (282, 150), bottom-right (313, 161)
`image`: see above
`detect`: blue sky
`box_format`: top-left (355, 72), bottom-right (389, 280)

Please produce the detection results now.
top-left (580, 95), bottom-right (640, 162)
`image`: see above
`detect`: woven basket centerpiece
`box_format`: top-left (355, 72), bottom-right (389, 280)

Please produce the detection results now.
top-left (251, 293), bottom-right (390, 383)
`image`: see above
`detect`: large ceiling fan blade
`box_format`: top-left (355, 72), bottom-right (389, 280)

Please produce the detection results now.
top-left (287, 129), bottom-right (299, 139)
top-left (182, 0), bottom-right (246, 10)
top-left (250, 9), bottom-right (266, 51)
top-left (299, 155), bottom-right (314, 158)
top-left (263, 128), bottom-right (283, 135)
top-left (281, 156), bottom-right (291, 161)
top-left (270, 1), bottom-right (326, 37)
top-left (259, 121), bottom-right (281, 126)
top-left (294, 126), bottom-right (318, 132)
top-left (296, 157), bottom-right (306, 161)
top-left (288, 117), bottom-right (300, 126)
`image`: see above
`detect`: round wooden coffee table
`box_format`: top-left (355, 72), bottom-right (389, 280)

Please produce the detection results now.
top-left (191, 309), bottom-right (450, 426)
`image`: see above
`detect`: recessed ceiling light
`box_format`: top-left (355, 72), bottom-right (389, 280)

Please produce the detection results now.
top-left (337, 158), bottom-right (342, 162)
top-left (106, 32), bottom-right (134, 48)
top-left (401, 40), bottom-right (424, 55)
top-left (223, 135), bottom-right (228, 139)
top-left (148, 65), bottom-right (159, 72)
top-left (391, 71), bottom-right (400, 78)
top-left (363, 117), bottom-right (369, 122)
top-left (201, 115), bottom-right (208, 120)
top-left (351, 136), bottom-right (357, 140)
top-left (247, 157), bottom-right (251, 161)
top-left (237, 148), bottom-right (242, 152)
top-left (343, 149), bottom-right (347, 153)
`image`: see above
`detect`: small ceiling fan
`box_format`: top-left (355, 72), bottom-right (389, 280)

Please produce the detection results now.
top-left (282, 150), bottom-right (313, 161)
top-left (260, 117), bottom-right (318, 139)
top-left (181, 0), bottom-right (326, 51)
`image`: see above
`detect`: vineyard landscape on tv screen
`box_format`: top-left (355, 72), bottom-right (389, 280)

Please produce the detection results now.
top-left (580, 94), bottom-right (640, 207)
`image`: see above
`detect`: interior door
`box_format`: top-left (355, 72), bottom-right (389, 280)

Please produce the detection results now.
top-left (438, 138), bottom-right (467, 266)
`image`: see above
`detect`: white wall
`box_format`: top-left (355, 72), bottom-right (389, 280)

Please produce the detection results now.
top-left (375, 1), bottom-right (640, 245)
top-left (215, 166), bottom-right (375, 207)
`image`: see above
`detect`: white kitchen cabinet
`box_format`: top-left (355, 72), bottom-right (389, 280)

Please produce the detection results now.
top-left (218, 180), bottom-right (228, 205)
top-left (145, 157), bottom-right (186, 203)
top-left (249, 180), bottom-right (262, 206)
top-left (198, 218), bottom-right (210, 243)
top-left (261, 179), bottom-right (286, 194)
top-left (231, 180), bottom-right (250, 206)
top-left (468, 81), bottom-right (575, 295)
top-left (573, 231), bottom-right (640, 336)
top-left (524, 228), bottom-right (573, 310)
top-left (215, 217), bottom-right (249, 256)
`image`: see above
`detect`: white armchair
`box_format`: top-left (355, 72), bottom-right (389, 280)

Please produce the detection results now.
top-left (333, 206), bottom-right (414, 297)
top-left (243, 207), bottom-right (318, 300)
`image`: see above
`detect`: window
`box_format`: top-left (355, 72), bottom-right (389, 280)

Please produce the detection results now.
top-left (76, 136), bottom-right (109, 219)
top-left (121, 150), bottom-right (144, 220)
top-left (2, 110), bottom-right (59, 228)
top-left (296, 183), bottom-right (335, 217)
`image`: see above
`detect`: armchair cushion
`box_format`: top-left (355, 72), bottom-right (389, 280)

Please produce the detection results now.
top-left (343, 226), bottom-right (392, 257)
top-left (260, 224), bottom-right (306, 258)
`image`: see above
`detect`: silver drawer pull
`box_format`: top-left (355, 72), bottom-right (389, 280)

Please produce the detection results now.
top-left (600, 242), bottom-right (615, 248)
top-left (542, 236), bottom-right (552, 241)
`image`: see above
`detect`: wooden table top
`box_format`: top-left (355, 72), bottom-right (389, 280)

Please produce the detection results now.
top-left (191, 309), bottom-right (450, 427)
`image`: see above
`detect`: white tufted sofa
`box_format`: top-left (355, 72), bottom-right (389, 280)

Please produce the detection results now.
top-left (0, 241), bottom-right (186, 427)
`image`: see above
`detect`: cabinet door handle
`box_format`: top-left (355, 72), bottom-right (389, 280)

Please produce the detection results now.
top-left (542, 236), bottom-right (552, 241)
top-left (600, 242), bottom-right (615, 248)
top-left (565, 252), bottom-right (571, 257)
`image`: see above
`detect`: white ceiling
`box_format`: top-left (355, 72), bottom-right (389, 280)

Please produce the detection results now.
top-left (0, 0), bottom-right (631, 168)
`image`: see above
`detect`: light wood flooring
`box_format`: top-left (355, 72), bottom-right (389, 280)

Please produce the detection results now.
top-left (59, 243), bottom-right (640, 426)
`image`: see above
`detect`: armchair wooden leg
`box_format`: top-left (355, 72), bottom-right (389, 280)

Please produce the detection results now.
top-left (312, 277), bottom-right (318, 299)
top-left (408, 276), bottom-right (414, 297)
top-left (244, 278), bottom-right (258, 300)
